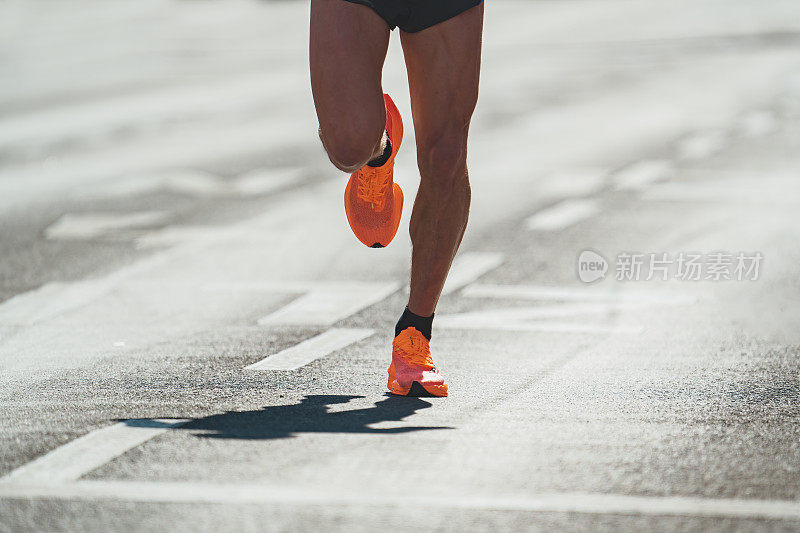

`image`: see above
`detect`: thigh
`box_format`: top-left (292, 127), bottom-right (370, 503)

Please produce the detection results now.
top-left (310, 0), bottom-right (391, 141)
top-left (399, 3), bottom-right (484, 149)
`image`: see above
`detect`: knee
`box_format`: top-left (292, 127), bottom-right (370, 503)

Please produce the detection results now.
top-left (325, 138), bottom-right (374, 173)
top-left (319, 122), bottom-right (383, 173)
top-left (417, 134), bottom-right (468, 196)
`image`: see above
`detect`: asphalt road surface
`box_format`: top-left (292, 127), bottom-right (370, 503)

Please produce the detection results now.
top-left (2, 0), bottom-right (800, 531)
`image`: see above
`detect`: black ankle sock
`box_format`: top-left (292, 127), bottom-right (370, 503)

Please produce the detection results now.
top-left (395, 307), bottom-right (434, 340)
top-left (367, 132), bottom-right (392, 167)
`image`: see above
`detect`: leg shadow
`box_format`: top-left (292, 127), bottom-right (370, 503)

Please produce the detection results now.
top-left (177, 394), bottom-right (451, 440)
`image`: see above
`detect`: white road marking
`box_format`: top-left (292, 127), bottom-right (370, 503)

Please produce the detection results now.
top-left (0, 113), bottom-right (313, 212)
top-left (440, 283), bottom-right (696, 333)
top-left (643, 180), bottom-right (800, 204)
top-left (0, 280), bottom-right (120, 326)
top-left (2, 481), bottom-right (798, 521)
top-left (676, 130), bottom-right (725, 160)
top-left (135, 225), bottom-right (252, 249)
top-left (612, 160), bottom-right (673, 191)
top-left (45, 211), bottom-right (170, 240)
top-left (739, 110), bottom-right (777, 138)
top-left (99, 167), bottom-right (303, 201)
top-left (233, 167), bottom-right (304, 196)
top-left (202, 281), bottom-right (330, 293)
top-left (0, 419), bottom-right (189, 484)
top-left (245, 328), bottom-right (374, 371)
top-left (439, 321), bottom-right (640, 334)
top-left (161, 170), bottom-right (230, 197)
top-left (534, 169), bottom-right (608, 199)
top-left (0, 71), bottom-right (298, 152)
top-left (444, 303), bottom-right (650, 321)
top-left (462, 284), bottom-right (696, 304)
top-left (258, 282), bottom-right (401, 327)
top-left (441, 252), bottom-right (504, 295)
top-left (525, 199), bottom-right (600, 231)
top-left (436, 304), bottom-right (646, 333)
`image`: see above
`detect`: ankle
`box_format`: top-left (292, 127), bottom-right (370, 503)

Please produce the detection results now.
top-left (367, 131), bottom-right (392, 167)
top-left (395, 306), bottom-right (434, 340)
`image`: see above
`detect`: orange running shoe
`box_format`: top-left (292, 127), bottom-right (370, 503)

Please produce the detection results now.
top-left (388, 327), bottom-right (448, 397)
top-left (344, 93), bottom-right (404, 248)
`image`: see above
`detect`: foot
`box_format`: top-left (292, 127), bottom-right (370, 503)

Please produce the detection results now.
top-left (388, 327), bottom-right (448, 397)
top-left (344, 94), bottom-right (404, 248)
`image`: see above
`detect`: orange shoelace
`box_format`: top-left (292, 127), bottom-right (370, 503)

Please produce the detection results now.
top-left (393, 328), bottom-right (434, 369)
top-left (355, 164), bottom-right (392, 210)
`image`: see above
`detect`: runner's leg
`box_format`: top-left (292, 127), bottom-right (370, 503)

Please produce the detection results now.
top-left (310, 0), bottom-right (391, 172)
top-left (400, 4), bottom-right (484, 316)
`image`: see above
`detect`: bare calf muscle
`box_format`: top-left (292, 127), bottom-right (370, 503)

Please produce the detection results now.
top-left (401, 4), bottom-right (483, 316)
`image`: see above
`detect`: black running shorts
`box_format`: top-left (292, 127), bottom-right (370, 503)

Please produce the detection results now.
top-left (342, 0), bottom-right (483, 33)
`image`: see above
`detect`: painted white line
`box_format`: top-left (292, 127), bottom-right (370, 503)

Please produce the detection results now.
top-left (245, 328), bottom-right (374, 371)
top-left (612, 160), bottom-right (673, 191)
top-left (525, 199), bottom-right (600, 232)
top-left (2, 482), bottom-right (797, 520)
top-left (436, 305), bottom-right (646, 334)
top-left (532, 169), bottom-right (607, 200)
top-left (45, 211), bottom-right (170, 240)
top-left (0, 70), bottom-right (298, 151)
top-left (738, 110), bottom-right (777, 138)
top-left (676, 130), bottom-right (725, 161)
top-left (437, 321), bottom-right (640, 334)
top-left (258, 282), bottom-right (400, 327)
top-left (160, 170), bottom-right (228, 197)
top-left (101, 167), bottom-right (303, 202)
top-left (202, 281), bottom-right (311, 293)
top-left (233, 167), bottom-right (304, 196)
top-left (0, 419), bottom-right (189, 484)
top-left (642, 182), bottom-right (729, 202)
top-left (135, 225), bottom-right (247, 249)
top-left (642, 181), bottom-right (800, 204)
top-left (441, 252), bottom-right (504, 295)
top-left (0, 282), bottom-right (100, 326)
top-left (1, 183), bottom-right (332, 327)
top-left (0, 112), bottom-right (312, 213)
top-left (462, 284), bottom-right (696, 304)
top-left (443, 303), bottom-right (647, 321)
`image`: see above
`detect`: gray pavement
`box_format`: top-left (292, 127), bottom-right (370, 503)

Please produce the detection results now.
top-left (1, 0), bottom-right (800, 531)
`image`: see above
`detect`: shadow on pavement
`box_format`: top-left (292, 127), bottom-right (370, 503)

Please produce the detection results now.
top-left (178, 394), bottom-right (451, 440)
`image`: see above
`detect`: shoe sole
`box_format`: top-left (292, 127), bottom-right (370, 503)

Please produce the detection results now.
top-left (388, 379), bottom-right (448, 397)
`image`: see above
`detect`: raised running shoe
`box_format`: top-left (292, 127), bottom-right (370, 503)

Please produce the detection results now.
top-left (344, 93), bottom-right (404, 248)
top-left (387, 326), bottom-right (448, 397)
